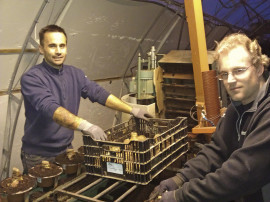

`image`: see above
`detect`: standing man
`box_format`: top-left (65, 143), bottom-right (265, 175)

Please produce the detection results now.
top-left (20, 24), bottom-right (152, 173)
top-left (149, 33), bottom-right (270, 201)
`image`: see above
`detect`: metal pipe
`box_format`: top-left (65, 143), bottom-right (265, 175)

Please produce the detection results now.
top-left (151, 46), bottom-right (155, 69)
top-left (137, 53), bottom-right (141, 99)
top-left (75, 178), bottom-right (104, 194)
top-left (93, 181), bottom-right (123, 199)
top-left (57, 189), bottom-right (104, 202)
top-left (54, 0), bottom-right (72, 25)
top-left (0, 0), bottom-right (50, 180)
top-left (148, 53), bottom-right (151, 70)
top-left (1, 51), bottom-right (41, 180)
top-left (156, 16), bottom-right (181, 53)
top-left (8, 0), bottom-right (48, 93)
top-left (114, 184), bottom-right (139, 202)
top-left (55, 172), bottom-right (88, 190)
top-left (176, 19), bottom-right (185, 49)
top-left (1, 0), bottom-right (72, 180)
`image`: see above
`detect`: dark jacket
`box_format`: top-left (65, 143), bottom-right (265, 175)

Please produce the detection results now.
top-left (20, 60), bottom-right (110, 157)
top-left (175, 77), bottom-right (270, 202)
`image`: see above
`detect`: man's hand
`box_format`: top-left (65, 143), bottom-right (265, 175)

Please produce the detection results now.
top-left (160, 191), bottom-right (177, 202)
top-left (131, 107), bottom-right (153, 121)
top-left (148, 176), bottom-right (183, 201)
top-left (78, 120), bottom-right (107, 140)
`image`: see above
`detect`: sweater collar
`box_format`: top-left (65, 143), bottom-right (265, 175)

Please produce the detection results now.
top-left (42, 59), bottom-right (64, 74)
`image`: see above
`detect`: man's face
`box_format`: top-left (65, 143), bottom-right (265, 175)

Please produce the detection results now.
top-left (218, 45), bottom-right (263, 105)
top-left (39, 32), bottom-right (67, 69)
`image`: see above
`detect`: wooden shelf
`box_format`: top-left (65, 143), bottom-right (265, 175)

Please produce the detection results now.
top-left (163, 73), bottom-right (194, 80)
top-left (165, 96), bottom-right (195, 102)
top-left (159, 50), bottom-right (193, 64)
top-left (158, 50), bottom-right (215, 64)
top-left (164, 92), bottom-right (195, 98)
top-left (165, 109), bottom-right (190, 115)
top-left (0, 48), bottom-right (38, 54)
top-left (192, 125), bottom-right (216, 134)
top-left (162, 83), bottom-right (195, 88)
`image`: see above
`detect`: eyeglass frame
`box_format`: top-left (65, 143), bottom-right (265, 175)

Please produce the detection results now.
top-left (216, 65), bottom-right (252, 81)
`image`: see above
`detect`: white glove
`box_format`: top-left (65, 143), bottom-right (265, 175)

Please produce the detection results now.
top-left (77, 120), bottom-right (107, 141)
top-left (131, 107), bottom-right (153, 121)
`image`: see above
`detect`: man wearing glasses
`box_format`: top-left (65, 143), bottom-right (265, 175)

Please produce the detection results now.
top-left (149, 33), bottom-right (270, 201)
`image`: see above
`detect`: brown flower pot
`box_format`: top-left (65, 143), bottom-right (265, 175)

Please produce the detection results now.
top-left (61, 163), bottom-right (82, 175)
top-left (0, 175), bottom-right (36, 202)
top-left (28, 162), bottom-right (63, 188)
top-left (55, 149), bottom-right (84, 175)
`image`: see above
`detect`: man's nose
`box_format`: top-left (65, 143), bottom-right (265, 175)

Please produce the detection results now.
top-left (227, 72), bottom-right (236, 83)
top-left (55, 46), bottom-right (61, 54)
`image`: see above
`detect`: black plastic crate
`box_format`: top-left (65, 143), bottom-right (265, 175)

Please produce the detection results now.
top-left (83, 117), bottom-right (188, 185)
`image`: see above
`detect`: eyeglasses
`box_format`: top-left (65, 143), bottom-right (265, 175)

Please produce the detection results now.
top-left (217, 65), bottom-right (252, 81)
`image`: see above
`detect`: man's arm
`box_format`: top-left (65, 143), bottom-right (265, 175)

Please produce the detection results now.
top-left (52, 106), bottom-right (83, 130)
top-left (105, 94), bottom-right (153, 121)
top-left (52, 106), bottom-right (107, 140)
top-left (105, 94), bottom-right (132, 113)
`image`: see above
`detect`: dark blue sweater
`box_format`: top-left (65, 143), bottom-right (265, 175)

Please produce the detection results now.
top-left (20, 60), bottom-right (110, 157)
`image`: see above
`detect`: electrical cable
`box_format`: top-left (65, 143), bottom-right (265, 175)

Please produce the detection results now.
top-left (201, 111), bottom-right (215, 126)
top-left (189, 105), bottom-right (198, 122)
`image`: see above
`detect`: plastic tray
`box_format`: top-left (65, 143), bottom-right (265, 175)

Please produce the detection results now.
top-left (83, 117), bottom-right (188, 185)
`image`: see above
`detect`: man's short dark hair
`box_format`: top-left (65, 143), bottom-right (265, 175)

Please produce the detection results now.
top-left (39, 24), bottom-right (67, 46)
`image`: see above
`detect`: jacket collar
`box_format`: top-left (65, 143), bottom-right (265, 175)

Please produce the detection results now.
top-left (42, 59), bottom-right (64, 74)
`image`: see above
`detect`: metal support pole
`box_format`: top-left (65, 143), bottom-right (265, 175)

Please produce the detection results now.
top-left (137, 53), bottom-right (141, 99)
top-left (184, 0), bottom-right (210, 123)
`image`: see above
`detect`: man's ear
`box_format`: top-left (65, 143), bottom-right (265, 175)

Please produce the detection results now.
top-left (39, 45), bottom-right (44, 55)
top-left (257, 64), bottom-right (264, 77)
